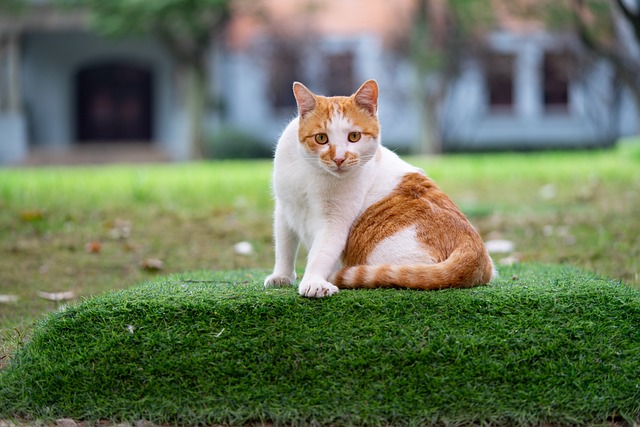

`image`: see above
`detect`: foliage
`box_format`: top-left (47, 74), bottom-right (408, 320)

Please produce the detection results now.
top-left (570, 0), bottom-right (640, 113)
top-left (1, 265), bottom-right (639, 425)
top-left (57, 0), bottom-right (231, 58)
top-left (205, 127), bottom-right (274, 159)
top-left (403, 0), bottom-right (495, 78)
top-left (400, 0), bottom-right (498, 154)
top-left (0, 0), bottom-right (27, 13)
top-left (498, 0), bottom-right (640, 127)
top-left (404, 0), bottom-right (640, 154)
top-left (540, 0), bottom-right (615, 41)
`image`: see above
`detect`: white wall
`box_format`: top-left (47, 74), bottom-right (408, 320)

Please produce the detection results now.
top-left (222, 30), bottom-right (635, 153)
top-left (21, 31), bottom-right (186, 158)
top-left (443, 31), bottom-right (622, 150)
top-left (221, 34), bottom-right (419, 149)
top-left (0, 113), bottom-right (27, 164)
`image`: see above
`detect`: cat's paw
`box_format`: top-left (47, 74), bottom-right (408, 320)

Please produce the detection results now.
top-left (298, 280), bottom-right (339, 298)
top-left (264, 273), bottom-right (295, 288)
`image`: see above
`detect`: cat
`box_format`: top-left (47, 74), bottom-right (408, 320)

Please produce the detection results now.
top-left (264, 80), bottom-right (496, 298)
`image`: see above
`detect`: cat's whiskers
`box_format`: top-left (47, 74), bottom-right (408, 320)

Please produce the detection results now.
top-left (358, 153), bottom-right (377, 162)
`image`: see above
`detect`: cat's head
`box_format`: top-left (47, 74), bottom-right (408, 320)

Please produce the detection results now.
top-left (293, 80), bottom-right (380, 177)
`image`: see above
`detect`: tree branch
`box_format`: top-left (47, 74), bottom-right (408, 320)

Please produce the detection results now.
top-left (571, 0), bottom-right (640, 106)
top-left (614, 0), bottom-right (640, 44)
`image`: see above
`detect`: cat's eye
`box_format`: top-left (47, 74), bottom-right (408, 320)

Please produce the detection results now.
top-left (348, 132), bottom-right (361, 143)
top-left (315, 133), bottom-right (329, 145)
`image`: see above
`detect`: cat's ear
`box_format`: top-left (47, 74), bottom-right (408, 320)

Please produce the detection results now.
top-left (293, 82), bottom-right (317, 118)
top-left (354, 80), bottom-right (378, 116)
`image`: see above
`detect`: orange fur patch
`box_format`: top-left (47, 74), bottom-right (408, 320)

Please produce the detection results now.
top-left (335, 172), bottom-right (494, 289)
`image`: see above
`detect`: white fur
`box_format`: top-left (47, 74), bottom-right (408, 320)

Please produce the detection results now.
top-left (264, 112), bottom-right (418, 298)
top-left (366, 225), bottom-right (435, 265)
top-left (327, 106), bottom-right (355, 163)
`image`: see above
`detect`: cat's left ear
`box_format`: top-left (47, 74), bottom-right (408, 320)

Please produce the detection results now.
top-left (354, 80), bottom-right (378, 116)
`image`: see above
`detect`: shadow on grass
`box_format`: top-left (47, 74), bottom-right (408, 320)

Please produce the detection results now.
top-left (1, 264), bottom-right (639, 426)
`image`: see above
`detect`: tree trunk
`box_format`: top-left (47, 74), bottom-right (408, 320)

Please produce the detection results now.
top-left (185, 62), bottom-right (208, 159)
top-left (629, 84), bottom-right (640, 136)
top-left (423, 92), bottom-right (443, 154)
top-left (415, 74), bottom-right (444, 155)
top-left (572, 0), bottom-right (640, 135)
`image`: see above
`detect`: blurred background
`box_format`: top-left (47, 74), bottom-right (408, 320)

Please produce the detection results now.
top-left (0, 0), bottom-right (638, 165)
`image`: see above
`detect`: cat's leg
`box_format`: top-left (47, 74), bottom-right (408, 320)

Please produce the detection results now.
top-left (298, 225), bottom-right (344, 298)
top-left (264, 205), bottom-right (300, 287)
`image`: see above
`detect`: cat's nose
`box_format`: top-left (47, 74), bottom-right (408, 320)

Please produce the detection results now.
top-left (334, 158), bottom-right (345, 167)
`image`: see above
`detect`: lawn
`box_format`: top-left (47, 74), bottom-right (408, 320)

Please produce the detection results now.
top-left (0, 161), bottom-right (275, 340)
top-left (1, 266), bottom-right (639, 426)
top-left (1, 139), bottom-right (640, 424)
top-left (1, 140), bottom-right (639, 342)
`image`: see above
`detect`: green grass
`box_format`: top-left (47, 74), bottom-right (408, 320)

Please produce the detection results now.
top-left (0, 161), bottom-right (276, 336)
top-left (1, 139), bottom-right (640, 396)
top-left (1, 265), bottom-right (639, 426)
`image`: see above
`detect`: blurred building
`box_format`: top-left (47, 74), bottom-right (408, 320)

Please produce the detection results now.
top-left (0, 0), bottom-right (638, 164)
top-left (0, 4), bottom-right (180, 164)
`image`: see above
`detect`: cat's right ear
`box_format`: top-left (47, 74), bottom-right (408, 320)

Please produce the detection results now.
top-left (293, 82), bottom-right (317, 118)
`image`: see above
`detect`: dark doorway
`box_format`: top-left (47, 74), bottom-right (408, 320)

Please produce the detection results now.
top-left (76, 62), bottom-right (153, 142)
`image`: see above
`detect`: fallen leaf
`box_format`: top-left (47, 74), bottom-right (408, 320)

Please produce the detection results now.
top-left (20, 209), bottom-right (45, 222)
top-left (37, 291), bottom-right (75, 302)
top-left (85, 240), bottom-right (102, 253)
top-left (140, 258), bottom-right (164, 272)
top-left (122, 241), bottom-right (143, 253)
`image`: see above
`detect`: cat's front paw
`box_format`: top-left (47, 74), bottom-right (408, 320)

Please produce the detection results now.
top-left (298, 280), bottom-right (339, 298)
top-left (264, 273), bottom-right (295, 288)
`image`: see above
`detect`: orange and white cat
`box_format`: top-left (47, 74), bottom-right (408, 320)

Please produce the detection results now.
top-left (265, 80), bottom-right (495, 298)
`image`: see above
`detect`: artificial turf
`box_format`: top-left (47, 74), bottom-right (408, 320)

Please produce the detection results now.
top-left (1, 264), bottom-right (639, 426)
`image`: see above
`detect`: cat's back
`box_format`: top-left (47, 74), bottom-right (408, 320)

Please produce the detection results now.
top-left (361, 146), bottom-right (421, 208)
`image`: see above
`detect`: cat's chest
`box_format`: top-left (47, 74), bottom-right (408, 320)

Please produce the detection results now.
top-left (278, 176), bottom-right (364, 243)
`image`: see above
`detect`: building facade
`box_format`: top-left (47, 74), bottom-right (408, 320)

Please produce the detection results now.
top-left (0, 1), bottom-right (637, 164)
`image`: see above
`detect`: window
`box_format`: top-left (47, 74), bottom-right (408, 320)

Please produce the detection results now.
top-left (322, 51), bottom-right (355, 97)
top-left (268, 47), bottom-right (301, 111)
top-left (485, 53), bottom-right (515, 112)
top-left (543, 53), bottom-right (570, 111)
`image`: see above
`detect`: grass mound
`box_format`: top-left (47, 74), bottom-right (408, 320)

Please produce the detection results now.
top-left (1, 265), bottom-right (639, 426)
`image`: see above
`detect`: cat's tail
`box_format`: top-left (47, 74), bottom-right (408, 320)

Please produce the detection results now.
top-left (331, 249), bottom-right (496, 290)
